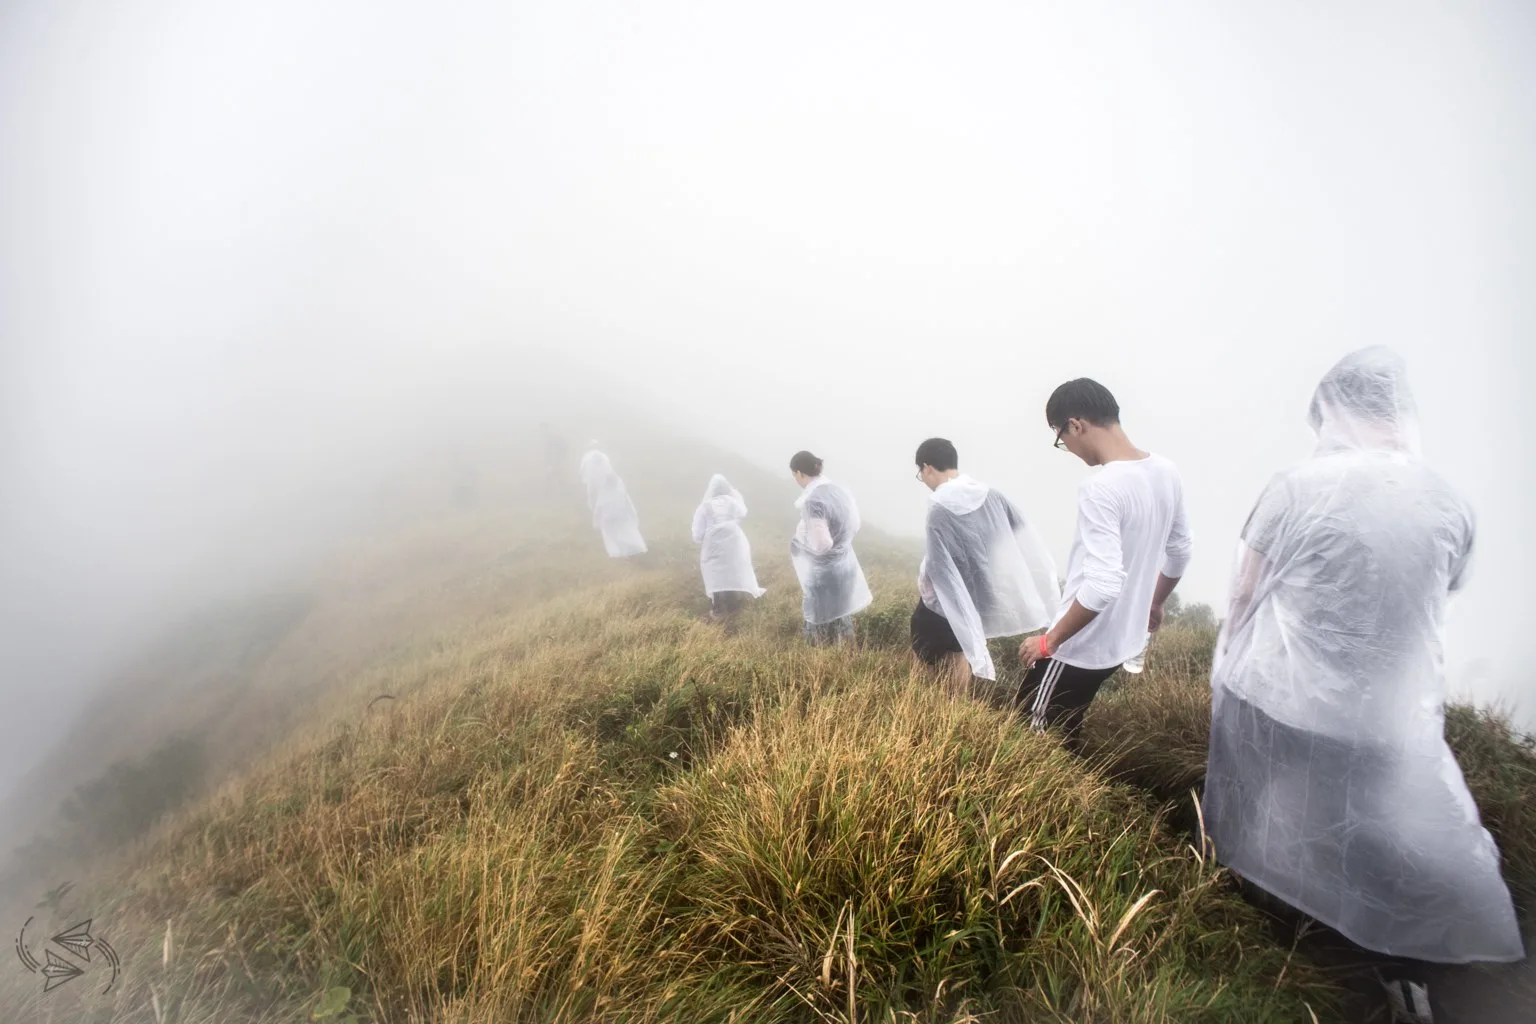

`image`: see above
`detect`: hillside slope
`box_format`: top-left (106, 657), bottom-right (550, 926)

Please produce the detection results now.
top-left (0, 425), bottom-right (804, 869)
top-left (1, 434), bottom-right (1530, 1023)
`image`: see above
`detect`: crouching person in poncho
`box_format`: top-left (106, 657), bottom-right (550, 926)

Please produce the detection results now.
top-left (1203, 347), bottom-right (1524, 1024)
top-left (692, 474), bottom-right (766, 623)
top-left (911, 438), bottom-right (1059, 697)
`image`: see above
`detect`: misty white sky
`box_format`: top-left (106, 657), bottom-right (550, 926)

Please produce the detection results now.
top-left (3, 0), bottom-right (1534, 797)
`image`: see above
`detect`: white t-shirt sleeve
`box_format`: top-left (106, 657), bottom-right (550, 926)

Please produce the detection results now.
top-left (1073, 481), bottom-right (1127, 613)
top-left (805, 516), bottom-right (835, 555)
top-left (1162, 478), bottom-right (1194, 578)
top-left (1449, 501), bottom-right (1475, 593)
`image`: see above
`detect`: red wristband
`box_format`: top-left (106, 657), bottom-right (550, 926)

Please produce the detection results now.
top-left (1037, 634), bottom-right (1052, 659)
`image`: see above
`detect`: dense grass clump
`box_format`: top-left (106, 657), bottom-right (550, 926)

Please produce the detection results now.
top-left (1444, 704), bottom-right (1536, 914)
top-left (652, 676), bottom-right (1339, 1023)
top-left (1077, 626), bottom-right (1220, 804)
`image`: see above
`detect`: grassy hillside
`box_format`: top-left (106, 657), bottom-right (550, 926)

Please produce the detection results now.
top-left (1, 437), bottom-right (1530, 1023)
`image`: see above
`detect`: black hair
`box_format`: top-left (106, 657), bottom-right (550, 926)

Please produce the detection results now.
top-left (914, 437), bottom-right (958, 472)
top-left (789, 450), bottom-right (824, 477)
top-left (1045, 378), bottom-right (1120, 430)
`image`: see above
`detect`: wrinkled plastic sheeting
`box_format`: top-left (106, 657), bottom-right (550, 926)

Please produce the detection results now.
top-left (921, 476), bottom-right (1058, 680)
top-left (579, 449), bottom-right (647, 558)
top-left (1205, 346), bottom-right (1523, 963)
top-left (791, 478), bottom-right (873, 624)
top-left (692, 474), bottom-right (765, 598)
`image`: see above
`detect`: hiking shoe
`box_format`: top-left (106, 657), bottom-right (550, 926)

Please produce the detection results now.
top-left (1379, 970), bottom-right (1434, 1023)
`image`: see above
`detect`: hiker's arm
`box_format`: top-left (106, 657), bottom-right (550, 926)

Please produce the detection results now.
top-left (1020, 487), bottom-right (1120, 667)
top-left (1042, 599), bottom-right (1100, 653)
top-left (1223, 544), bottom-right (1268, 637)
top-left (1150, 484), bottom-right (1192, 631)
top-left (1057, 484), bottom-right (1124, 643)
top-left (1148, 573), bottom-right (1181, 633)
top-left (1222, 477), bottom-right (1287, 637)
top-left (805, 517), bottom-right (834, 555)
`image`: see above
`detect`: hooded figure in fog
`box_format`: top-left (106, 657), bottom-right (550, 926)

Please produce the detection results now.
top-left (692, 474), bottom-right (765, 620)
top-left (579, 446), bottom-right (647, 558)
top-left (912, 438), bottom-right (1059, 685)
top-left (1203, 347), bottom-right (1523, 970)
top-left (789, 451), bottom-right (872, 645)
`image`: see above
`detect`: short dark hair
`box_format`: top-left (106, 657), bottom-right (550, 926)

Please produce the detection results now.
top-left (1046, 378), bottom-right (1120, 430)
top-left (914, 437), bottom-right (958, 472)
top-left (789, 450), bottom-right (824, 477)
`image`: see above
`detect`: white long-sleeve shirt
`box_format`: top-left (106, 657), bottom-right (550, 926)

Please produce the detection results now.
top-left (1052, 453), bottom-right (1192, 670)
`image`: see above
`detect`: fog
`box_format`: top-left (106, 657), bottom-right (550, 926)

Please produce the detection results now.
top-left (3, 0), bottom-right (1533, 815)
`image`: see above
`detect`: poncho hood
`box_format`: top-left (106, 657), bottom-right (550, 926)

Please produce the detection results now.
top-left (1308, 346), bottom-right (1422, 458)
top-left (930, 474), bottom-right (989, 515)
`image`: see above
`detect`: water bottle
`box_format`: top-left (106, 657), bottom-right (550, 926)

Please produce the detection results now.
top-left (1122, 633), bottom-right (1150, 675)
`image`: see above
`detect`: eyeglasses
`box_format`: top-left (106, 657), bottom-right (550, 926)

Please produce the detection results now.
top-left (1053, 425), bottom-right (1068, 450)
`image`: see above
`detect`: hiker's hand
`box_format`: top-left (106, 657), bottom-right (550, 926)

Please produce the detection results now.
top-left (1017, 639), bottom-right (1041, 671)
top-left (1148, 602), bottom-right (1166, 633)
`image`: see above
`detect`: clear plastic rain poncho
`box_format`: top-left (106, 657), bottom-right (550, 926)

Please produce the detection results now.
top-left (579, 448), bottom-right (648, 559)
top-left (791, 478), bottom-right (873, 624)
top-left (918, 475), bottom-right (1059, 681)
top-left (1203, 347), bottom-right (1523, 963)
top-left (691, 474), bottom-right (765, 598)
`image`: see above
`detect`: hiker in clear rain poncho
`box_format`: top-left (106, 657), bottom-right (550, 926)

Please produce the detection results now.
top-left (1202, 348), bottom-right (1523, 1017)
top-left (789, 451), bottom-right (872, 646)
top-left (911, 438), bottom-right (1059, 691)
top-left (692, 474), bottom-right (765, 621)
top-left (579, 446), bottom-right (647, 558)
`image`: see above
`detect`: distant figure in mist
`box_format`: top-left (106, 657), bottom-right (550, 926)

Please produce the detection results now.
top-left (579, 445), bottom-right (647, 558)
top-left (1016, 379), bottom-right (1192, 748)
top-left (911, 438), bottom-right (1059, 693)
top-left (1202, 348), bottom-right (1523, 1016)
top-left (542, 423), bottom-right (569, 480)
top-left (455, 467), bottom-right (478, 509)
top-left (788, 451), bottom-right (872, 646)
top-left (692, 474), bottom-right (766, 622)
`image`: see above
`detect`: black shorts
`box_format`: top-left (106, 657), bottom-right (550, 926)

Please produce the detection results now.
top-left (910, 599), bottom-right (963, 664)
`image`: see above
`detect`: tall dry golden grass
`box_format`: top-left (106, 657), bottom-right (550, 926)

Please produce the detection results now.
top-left (5, 480), bottom-right (1528, 1024)
top-left (0, 553), bottom-right (1354, 1023)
